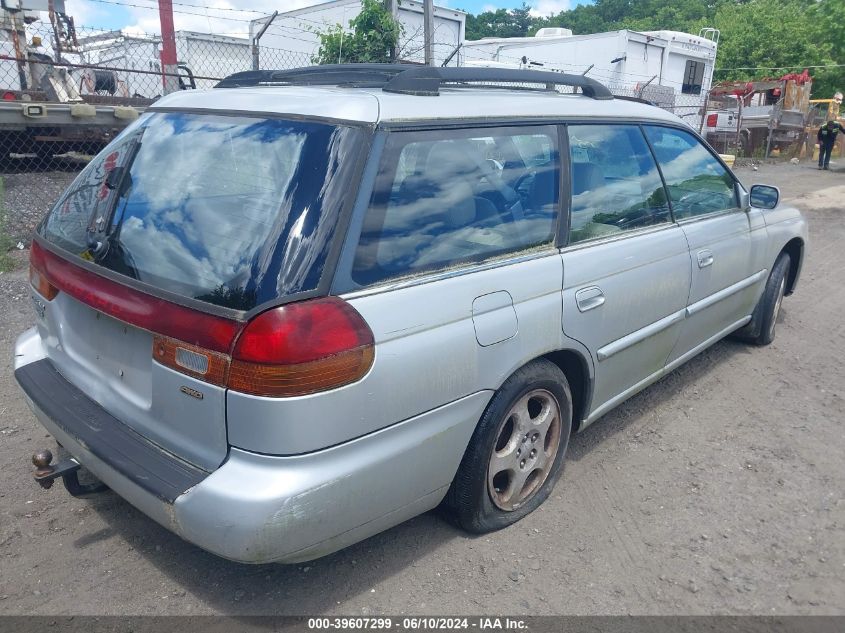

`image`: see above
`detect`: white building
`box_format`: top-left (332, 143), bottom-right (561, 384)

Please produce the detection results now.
top-left (460, 28), bottom-right (720, 129)
top-left (251, 0), bottom-right (466, 67)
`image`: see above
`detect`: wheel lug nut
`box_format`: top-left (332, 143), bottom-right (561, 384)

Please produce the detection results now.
top-left (520, 459), bottom-right (526, 468)
top-left (517, 448), bottom-right (521, 456)
top-left (530, 449), bottom-right (537, 457)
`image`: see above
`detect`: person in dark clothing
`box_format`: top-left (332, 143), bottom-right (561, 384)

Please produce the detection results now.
top-left (818, 119), bottom-right (845, 169)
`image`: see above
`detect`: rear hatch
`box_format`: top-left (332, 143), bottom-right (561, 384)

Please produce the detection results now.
top-left (31, 111), bottom-right (365, 470)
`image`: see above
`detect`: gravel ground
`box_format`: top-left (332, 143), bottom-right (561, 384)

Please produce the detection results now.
top-left (1, 171), bottom-right (77, 247)
top-left (0, 162), bottom-right (843, 616)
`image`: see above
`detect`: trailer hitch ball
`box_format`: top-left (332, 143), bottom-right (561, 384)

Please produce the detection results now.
top-left (30, 449), bottom-right (109, 497)
top-left (32, 449), bottom-right (56, 489)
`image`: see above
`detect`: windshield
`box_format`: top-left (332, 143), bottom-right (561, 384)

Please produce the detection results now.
top-left (39, 112), bottom-right (366, 311)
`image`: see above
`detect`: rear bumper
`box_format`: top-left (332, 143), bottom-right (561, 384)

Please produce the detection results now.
top-left (16, 359), bottom-right (208, 503)
top-left (15, 328), bottom-right (489, 564)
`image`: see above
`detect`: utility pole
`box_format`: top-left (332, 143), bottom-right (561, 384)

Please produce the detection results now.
top-left (423, 0), bottom-right (434, 66)
top-left (158, 0), bottom-right (179, 94)
top-left (385, 0), bottom-right (398, 61)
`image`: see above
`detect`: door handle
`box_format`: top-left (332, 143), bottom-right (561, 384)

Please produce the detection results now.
top-left (697, 249), bottom-right (714, 268)
top-left (575, 286), bottom-right (605, 312)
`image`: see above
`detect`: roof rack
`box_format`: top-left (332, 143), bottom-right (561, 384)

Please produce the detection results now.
top-left (215, 64), bottom-right (614, 100)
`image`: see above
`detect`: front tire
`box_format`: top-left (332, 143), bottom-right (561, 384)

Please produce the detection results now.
top-left (735, 253), bottom-right (791, 346)
top-left (443, 359), bottom-right (572, 533)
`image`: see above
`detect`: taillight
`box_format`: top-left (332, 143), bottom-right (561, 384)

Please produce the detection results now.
top-left (2, 91), bottom-right (16, 101)
top-left (29, 264), bottom-right (59, 300)
top-left (30, 241), bottom-right (239, 352)
top-left (29, 248), bottom-right (59, 300)
top-left (706, 113), bottom-right (718, 128)
top-left (30, 240), bottom-right (374, 397)
top-left (229, 298), bottom-right (375, 397)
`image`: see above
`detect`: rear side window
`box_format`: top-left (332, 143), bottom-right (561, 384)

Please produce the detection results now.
top-left (567, 125), bottom-right (671, 245)
top-left (39, 113), bottom-right (365, 311)
top-left (351, 126), bottom-right (559, 286)
top-left (644, 126), bottom-right (737, 219)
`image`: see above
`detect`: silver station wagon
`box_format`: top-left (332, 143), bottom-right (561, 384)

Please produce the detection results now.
top-left (15, 65), bottom-right (807, 564)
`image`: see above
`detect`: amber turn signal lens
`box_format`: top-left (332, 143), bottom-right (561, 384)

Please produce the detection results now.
top-left (153, 335), bottom-right (230, 387)
top-left (228, 346), bottom-right (375, 397)
top-left (29, 265), bottom-right (58, 301)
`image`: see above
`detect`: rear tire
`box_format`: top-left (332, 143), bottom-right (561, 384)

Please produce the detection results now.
top-left (735, 253), bottom-right (791, 346)
top-left (443, 359), bottom-right (572, 533)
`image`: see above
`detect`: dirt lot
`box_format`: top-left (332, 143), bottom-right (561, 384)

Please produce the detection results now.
top-left (0, 162), bottom-right (843, 616)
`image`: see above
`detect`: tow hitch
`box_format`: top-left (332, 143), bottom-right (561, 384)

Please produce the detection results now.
top-left (31, 449), bottom-right (109, 497)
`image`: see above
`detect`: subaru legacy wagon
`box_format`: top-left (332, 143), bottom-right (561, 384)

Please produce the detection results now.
top-left (15, 65), bottom-right (807, 564)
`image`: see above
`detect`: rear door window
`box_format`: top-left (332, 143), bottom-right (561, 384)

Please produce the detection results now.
top-left (567, 124), bottom-right (671, 244)
top-left (644, 125), bottom-right (738, 219)
top-left (351, 126), bottom-right (560, 286)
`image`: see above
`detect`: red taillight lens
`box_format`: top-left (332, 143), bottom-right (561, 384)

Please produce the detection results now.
top-left (30, 241), bottom-right (240, 352)
top-left (2, 91), bottom-right (16, 101)
top-left (706, 113), bottom-right (718, 128)
top-left (30, 241), bottom-right (375, 397)
top-left (233, 298), bottom-right (374, 365)
top-left (229, 298), bottom-right (375, 397)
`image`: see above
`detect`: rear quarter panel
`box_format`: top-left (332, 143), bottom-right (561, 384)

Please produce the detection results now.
top-left (226, 255), bottom-right (568, 456)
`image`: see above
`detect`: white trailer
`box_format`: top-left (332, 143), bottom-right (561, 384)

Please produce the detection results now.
top-left (77, 30), bottom-right (252, 97)
top-left (250, 0), bottom-right (466, 67)
top-left (460, 28), bottom-right (719, 129)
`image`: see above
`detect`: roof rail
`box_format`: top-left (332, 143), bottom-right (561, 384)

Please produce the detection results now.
top-left (216, 64), bottom-right (614, 100)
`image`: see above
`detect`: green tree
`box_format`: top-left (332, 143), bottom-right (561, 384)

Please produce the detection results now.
top-left (465, 3), bottom-right (535, 40)
top-left (463, 0), bottom-right (842, 100)
top-left (805, 0), bottom-right (845, 98)
top-left (313, 0), bottom-right (402, 65)
top-left (713, 0), bottom-right (839, 97)
top-left (536, 0), bottom-right (714, 36)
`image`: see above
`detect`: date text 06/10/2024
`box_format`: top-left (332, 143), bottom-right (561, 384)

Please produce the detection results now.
top-left (306, 617), bottom-right (528, 630)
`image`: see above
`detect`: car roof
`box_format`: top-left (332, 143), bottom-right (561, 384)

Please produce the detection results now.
top-left (150, 84), bottom-right (686, 127)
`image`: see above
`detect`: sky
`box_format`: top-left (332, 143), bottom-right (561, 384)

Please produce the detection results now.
top-left (63, 0), bottom-right (589, 38)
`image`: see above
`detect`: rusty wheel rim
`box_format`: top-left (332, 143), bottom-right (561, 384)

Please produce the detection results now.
top-left (487, 388), bottom-right (562, 512)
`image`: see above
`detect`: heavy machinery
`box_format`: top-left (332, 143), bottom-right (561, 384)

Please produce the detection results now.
top-left (0, 0), bottom-right (151, 166)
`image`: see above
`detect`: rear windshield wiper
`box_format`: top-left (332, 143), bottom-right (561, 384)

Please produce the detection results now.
top-left (86, 130), bottom-right (145, 260)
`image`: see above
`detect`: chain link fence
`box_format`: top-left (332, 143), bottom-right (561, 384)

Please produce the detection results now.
top-left (0, 19), bottom-right (311, 173)
top-left (0, 18), bottom-right (713, 174)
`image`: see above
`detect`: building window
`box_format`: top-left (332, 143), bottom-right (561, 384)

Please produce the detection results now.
top-left (682, 60), bottom-right (705, 95)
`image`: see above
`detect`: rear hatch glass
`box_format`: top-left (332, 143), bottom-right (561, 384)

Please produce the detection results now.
top-left (38, 112), bottom-right (365, 311)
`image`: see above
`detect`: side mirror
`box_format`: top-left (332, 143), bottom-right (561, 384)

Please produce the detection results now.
top-left (749, 184), bottom-right (780, 210)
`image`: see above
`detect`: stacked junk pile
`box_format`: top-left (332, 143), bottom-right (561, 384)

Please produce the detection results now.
top-left (703, 69), bottom-right (844, 160)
